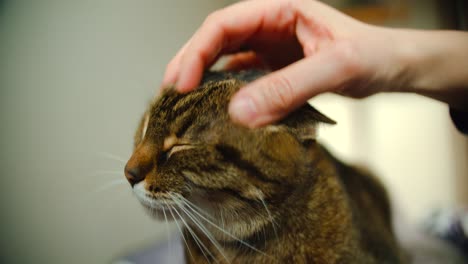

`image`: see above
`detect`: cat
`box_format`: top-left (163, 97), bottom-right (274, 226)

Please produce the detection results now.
top-left (125, 70), bottom-right (407, 264)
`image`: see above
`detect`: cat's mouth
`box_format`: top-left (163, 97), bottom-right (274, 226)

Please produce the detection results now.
top-left (132, 182), bottom-right (179, 219)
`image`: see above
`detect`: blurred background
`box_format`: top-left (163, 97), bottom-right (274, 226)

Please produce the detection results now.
top-left (0, 0), bottom-right (466, 263)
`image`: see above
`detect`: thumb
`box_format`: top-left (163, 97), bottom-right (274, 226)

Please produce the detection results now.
top-left (228, 44), bottom-right (359, 128)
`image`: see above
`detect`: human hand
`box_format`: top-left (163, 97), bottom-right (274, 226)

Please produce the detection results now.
top-left (162, 0), bottom-right (468, 127)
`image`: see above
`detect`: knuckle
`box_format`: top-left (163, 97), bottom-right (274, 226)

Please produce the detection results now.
top-left (292, 0), bottom-right (306, 8)
top-left (204, 10), bottom-right (223, 25)
top-left (263, 74), bottom-right (295, 113)
top-left (193, 45), bottom-right (212, 67)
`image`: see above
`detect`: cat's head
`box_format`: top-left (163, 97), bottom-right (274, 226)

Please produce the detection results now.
top-left (125, 71), bottom-right (335, 237)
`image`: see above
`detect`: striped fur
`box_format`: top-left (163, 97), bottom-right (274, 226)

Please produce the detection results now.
top-left (126, 71), bottom-right (407, 264)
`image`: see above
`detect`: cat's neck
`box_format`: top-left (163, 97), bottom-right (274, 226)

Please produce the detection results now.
top-left (183, 145), bottom-right (363, 262)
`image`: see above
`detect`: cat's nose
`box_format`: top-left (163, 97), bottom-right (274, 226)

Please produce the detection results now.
top-left (125, 144), bottom-right (154, 187)
top-left (124, 165), bottom-right (148, 187)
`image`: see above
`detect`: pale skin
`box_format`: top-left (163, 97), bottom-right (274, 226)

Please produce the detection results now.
top-left (162, 0), bottom-right (468, 128)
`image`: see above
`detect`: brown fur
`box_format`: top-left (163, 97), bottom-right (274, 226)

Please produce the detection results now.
top-left (125, 71), bottom-right (407, 263)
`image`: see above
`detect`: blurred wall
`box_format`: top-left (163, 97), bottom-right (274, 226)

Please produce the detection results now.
top-left (0, 1), bottom-right (232, 263)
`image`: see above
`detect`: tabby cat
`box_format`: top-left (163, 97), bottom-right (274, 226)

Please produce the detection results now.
top-left (125, 71), bottom-right (406, 263)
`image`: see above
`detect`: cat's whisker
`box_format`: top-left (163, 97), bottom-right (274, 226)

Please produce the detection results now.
top-left (161, 203), bottom-right (172, 256)
top-left (177, 194), bottom-right (237, 253)
top-left (263, 216), bottom-right (268, 246)
top-left (89, 170), bottom-right (124, 178)
top-left (79, 179), bottom-right (130, 210)
top-left (259, 215), bottom-right (268, 256)
top-left (175, 195), bottom-right (270, 258)
top-left (97, 151), bottom-right (127, 164)
top-left (93, 179), bottom-right (128, 193)
top-left (171, 194), bottom-right (231, 264)
top-left (171, 204), bottom-right (214, 264)
top-left (169, 201), bottom-right (214, 264)
top-left (176, 195), bottom-right (227, 242)
top-left (164, 200), bottom-right (196, 262)
top-left (219, 209), bottom-right (226, 248)
top-left (176, 194), bottom-right (215, 221)
top-left (259, 198), bottom-right (279, 241)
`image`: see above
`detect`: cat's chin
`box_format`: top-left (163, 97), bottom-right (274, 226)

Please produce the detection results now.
top-left (140, 203), bottom-right (179, 221)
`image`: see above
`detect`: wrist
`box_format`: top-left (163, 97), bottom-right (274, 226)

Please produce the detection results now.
top-left (393, 29), bottom-right (468, 109)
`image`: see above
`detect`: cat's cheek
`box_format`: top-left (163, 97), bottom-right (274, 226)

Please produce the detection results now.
top-left (240, 186), bottom-right (264, 200)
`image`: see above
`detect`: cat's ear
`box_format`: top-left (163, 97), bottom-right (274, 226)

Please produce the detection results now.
top-left (280, 104), bottom-right (336, 141)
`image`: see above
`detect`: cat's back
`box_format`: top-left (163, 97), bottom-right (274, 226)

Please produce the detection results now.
top-left (323, 148), bottom-right (408, 263)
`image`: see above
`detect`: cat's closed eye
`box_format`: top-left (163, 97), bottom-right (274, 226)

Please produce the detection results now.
top-left (166, 144), bottom-right (195, 159)
top-left (162, 135), bottom-right (195, 158)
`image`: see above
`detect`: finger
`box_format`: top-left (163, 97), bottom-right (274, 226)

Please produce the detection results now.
top-left (161, 39), bottom-right (192, 88)
top-left (228, 42), bottom-right (362, 127)
top-left (222, 52), bottom-right (267, 71)
top-left (175, 0), bottom-right (297, 92)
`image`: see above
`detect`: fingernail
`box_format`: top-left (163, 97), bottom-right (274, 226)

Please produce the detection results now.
top-left (229, 94), bottom-right (258, 126)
